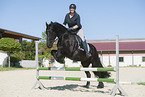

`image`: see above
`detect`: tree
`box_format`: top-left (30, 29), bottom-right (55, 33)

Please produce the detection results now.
top-left (39, 32), bottom-right (57, 62)
top-left (10, 51), bottom-right (24, 67)
top-left (0, 38), bottom-right (21, 67)
top-left (22, 40), bottom-right (35, 60)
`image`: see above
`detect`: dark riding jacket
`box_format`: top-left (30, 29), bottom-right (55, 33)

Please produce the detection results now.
top-left (63, 12), bottom-right (82, 32)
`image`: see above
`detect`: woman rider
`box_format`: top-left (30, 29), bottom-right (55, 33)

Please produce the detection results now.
top-left (63, 4), bottom-right (91, 57)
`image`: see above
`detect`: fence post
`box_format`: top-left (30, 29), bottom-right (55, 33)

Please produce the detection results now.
top-left (110, 35), bottom-right (127, 96)
top-left (32, 41), bottom-right (45, 90)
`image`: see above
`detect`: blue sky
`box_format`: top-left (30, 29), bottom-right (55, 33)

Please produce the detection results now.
top-left (0, 0), bottom-right (145, 40)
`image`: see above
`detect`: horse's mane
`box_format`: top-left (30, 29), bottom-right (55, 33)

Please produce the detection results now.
top-left (53, 22), bottom-right (74, 36)
top-left (53, 22), bottom-right (67, 31)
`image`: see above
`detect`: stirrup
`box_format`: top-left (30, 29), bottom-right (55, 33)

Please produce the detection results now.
top-left (78, 46), bottom-right (84, 51)
top-left (86, 52), bottom-right (91, 58)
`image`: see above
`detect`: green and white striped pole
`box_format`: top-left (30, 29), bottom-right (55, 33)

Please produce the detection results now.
top-left (38, 76), bottom-right (115, 83)
top-left (38, 67), bottom-right (115, 71)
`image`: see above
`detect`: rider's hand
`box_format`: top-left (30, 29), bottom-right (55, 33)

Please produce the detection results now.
top-left (67, 27), bottom-right (73, 31)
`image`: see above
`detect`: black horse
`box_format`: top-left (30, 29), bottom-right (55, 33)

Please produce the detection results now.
top-left (46, 22), bottom-right (110, 88)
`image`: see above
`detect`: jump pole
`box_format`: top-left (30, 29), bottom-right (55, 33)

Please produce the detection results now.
top-left (32, 41), bottom-right (45, 90)
top-left (110, 35), bottom-right (127, 96)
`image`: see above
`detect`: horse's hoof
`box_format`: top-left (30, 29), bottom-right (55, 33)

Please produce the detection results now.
top-left (84, 82), bottom-right (90, 88)
top-left (97, 82), bottom-right (104, 89)
top-left (97, 85), bottom-right (104, 89)
top-left (85, 85), bottom-right (89, 88)
top-left (81, 82), bottom-right (90, 88)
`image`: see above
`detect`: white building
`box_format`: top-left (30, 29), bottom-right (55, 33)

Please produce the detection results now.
top-left (88, 38), bottom-right (145, 67)
top-left (0, 50), bottom-right (8, 67)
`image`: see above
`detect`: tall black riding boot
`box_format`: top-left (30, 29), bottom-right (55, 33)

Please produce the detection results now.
top-left (82, 40), bottom-right (91, 57)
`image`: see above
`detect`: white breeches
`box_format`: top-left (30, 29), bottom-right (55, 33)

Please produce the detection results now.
top-left (77, 28), bottom-right (85, 41)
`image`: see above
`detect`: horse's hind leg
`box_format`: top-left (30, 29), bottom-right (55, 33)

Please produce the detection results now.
top-left (81, 61), bottom-right (91, 88)
top-left (92, 59), bottom-right (105, 88)
top-left (84, 71), bottom-right (91, 88)
top-left (92, 71), bottom-right (104, 88)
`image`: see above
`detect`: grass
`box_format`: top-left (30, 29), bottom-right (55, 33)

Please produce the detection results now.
top-left (0, 67), bottom-right (35, 71)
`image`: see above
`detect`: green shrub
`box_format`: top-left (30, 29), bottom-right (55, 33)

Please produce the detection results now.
top-left (107, 64), bottom-right (112, 67)
top-left (10, 51), bottom-right (24, 62)
top-left (0, 38), bottom-right (21, 52)
top-left (0, 38), bottom-right (21, 67)
top-left (10, 51), bottom-right (24, 66)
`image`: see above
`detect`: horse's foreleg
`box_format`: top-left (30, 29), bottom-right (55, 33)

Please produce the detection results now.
top-left (81, 61), bottom-right (91, 88)
top-left (51, 50), bottom-right (65, 63)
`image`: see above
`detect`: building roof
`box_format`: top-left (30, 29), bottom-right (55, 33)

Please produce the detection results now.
top-left (0, 28), bottom-right (41, 40)
top-left (88, 39), bottom-right (145, 51)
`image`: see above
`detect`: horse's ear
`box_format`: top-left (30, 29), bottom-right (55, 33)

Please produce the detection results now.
top-left (46, 22), bottom-right (48, 27)
top-left (51, 21), bottom-right (53, 25)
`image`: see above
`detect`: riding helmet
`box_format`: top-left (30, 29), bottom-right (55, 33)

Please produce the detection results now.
top-left (69, 4), bottom-right (76, 9)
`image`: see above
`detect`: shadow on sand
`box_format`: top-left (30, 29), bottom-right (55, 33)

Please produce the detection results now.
top-left (39, 84), bottom-right (111, 94)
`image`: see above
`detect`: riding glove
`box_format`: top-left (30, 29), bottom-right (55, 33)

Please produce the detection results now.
top-left (67, 27), bottom-right (73, 31)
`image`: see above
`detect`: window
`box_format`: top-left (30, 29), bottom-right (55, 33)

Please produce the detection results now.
top-left (119, 57), bottom-right (124, 62)
top-left (142, 57), bottom-right (145, 62)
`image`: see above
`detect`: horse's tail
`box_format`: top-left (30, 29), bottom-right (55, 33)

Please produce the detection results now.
top-left (93, 71), bottom-right (111, 78)
top-left (89, 43), bottom-right (111, 78)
